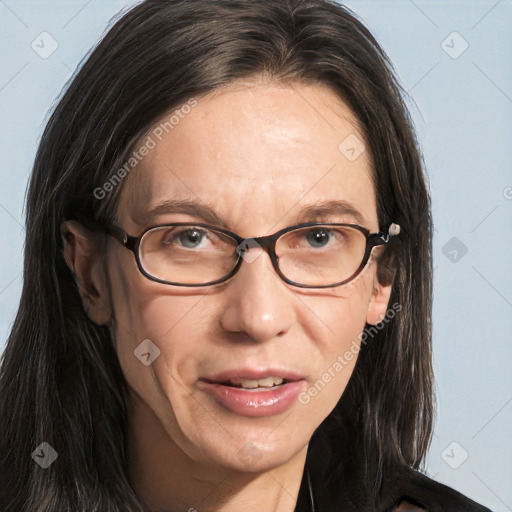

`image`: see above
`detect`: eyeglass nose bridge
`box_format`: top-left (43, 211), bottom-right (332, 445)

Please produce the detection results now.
top-left (231, 230), bottom-right (301, 288)
top-left (233, 232), bottom-right (281, 267)
top-left (236, 233), bottom-right (280, 259)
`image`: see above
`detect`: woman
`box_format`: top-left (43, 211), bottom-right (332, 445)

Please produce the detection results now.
top-left (0, 1), bottom-right (493, 511)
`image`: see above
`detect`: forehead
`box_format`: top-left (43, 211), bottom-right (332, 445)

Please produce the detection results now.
top-left (117, 79), bottom-right (377, 234)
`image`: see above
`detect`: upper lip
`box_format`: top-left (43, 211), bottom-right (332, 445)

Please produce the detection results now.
top-left (199, 368), bottom-right (304, 384)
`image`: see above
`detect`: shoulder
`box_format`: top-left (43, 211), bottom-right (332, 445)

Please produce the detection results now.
top-left (380, 464), bottom-right (493, 512)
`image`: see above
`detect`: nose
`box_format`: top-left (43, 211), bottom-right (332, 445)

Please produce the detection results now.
top-left (218, 246), bottom-right (295, 343)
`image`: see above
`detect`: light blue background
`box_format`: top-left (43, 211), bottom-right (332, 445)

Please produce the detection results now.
top-left (0, 1), bottom-right (510, 510)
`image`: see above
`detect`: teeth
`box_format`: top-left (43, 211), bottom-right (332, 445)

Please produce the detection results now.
top-left (228, 376), bottom-right (285, 389)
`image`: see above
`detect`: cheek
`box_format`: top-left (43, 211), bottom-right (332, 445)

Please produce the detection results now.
top-left (108, 244), bottom-right (208, 339)
top-left (296, 269), bottom-right (375, 409)
top-left (301, 263), bottom-right (375, 344)
top-left (107, 256), bottom-right (207, 398)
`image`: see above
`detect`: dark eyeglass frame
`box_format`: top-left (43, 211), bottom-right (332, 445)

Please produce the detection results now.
top-left (101, 221), bottom-right (400, 288)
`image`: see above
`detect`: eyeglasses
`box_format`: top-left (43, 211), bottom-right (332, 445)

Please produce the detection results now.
top-left (101, 221), bottom-right (400, 288)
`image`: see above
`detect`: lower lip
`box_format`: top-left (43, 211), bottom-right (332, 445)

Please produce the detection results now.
top-left (197, 380), bottom-right (304, 417)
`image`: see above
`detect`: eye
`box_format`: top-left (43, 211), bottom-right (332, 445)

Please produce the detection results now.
top-left (286, 226), bottom-right (350, 251)
top-left (305, 228), bottom-right (333, 248)
top-left (163, 227), bottom-right (209, 249)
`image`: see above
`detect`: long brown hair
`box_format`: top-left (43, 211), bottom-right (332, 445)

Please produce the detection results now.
top-left (0, 1), bottom-right (433, 510)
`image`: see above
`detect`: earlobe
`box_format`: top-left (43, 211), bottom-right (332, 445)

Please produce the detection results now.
top-left (61, 220), bottom-right (112, 325)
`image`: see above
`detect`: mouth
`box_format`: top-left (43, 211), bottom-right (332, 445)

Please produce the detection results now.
top-left (200, 368), bottom-right (304, 389)
top-left (211, 376), bottom-right (289, 390)
top-left (197, 369), bottom-right (305, 417)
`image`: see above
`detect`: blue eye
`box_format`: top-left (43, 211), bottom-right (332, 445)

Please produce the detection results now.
top-left (177, 228), bottom-right (205, 248)
top-left (305, 228), bottom-right (332, 248)
top-left (161, 227), bottom-right (208, 249)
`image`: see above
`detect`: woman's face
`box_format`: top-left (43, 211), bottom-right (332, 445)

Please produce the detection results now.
top-left (105, 80), bottom-right (392, 473)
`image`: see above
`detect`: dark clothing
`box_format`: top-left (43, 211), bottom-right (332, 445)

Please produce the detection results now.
top-left (378, 463), bottom-right (493, 512)
top-left (294, 425), bottom-right (493, 512)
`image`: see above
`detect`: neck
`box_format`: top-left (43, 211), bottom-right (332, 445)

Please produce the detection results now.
top-left (126, 388), bottom-right (308, 512)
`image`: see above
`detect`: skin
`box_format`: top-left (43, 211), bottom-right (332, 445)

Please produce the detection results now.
top-left (62, 77), bottom-right (393, 512)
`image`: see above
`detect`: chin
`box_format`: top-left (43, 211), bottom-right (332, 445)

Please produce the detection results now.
top-left (213, 445), bottom-right (299, 473)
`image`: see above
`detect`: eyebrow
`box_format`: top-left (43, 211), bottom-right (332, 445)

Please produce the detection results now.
top-left (137, 198), bottom-right (366, 229)
top-left (295, 200), bottom-right (365, 225)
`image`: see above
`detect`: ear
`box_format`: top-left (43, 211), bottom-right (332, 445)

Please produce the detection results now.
top-left (61, 220), bottom-right (112, 325)
top-left (366, 280), bottom-right (393, 325)
top-left (366, 247), bottom-right (395, 325)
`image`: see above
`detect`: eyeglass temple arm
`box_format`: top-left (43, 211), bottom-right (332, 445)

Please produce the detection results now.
top-left (101, 223), bottom-right (139, 251)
